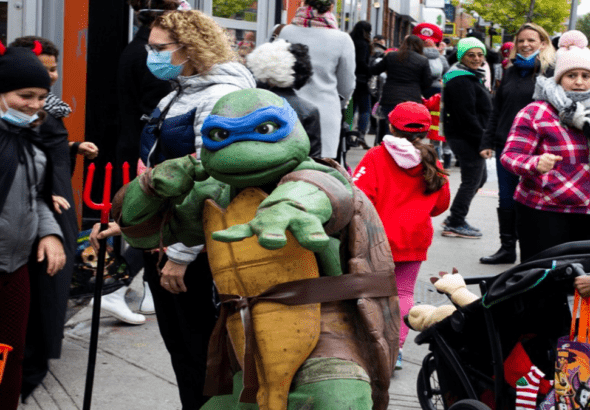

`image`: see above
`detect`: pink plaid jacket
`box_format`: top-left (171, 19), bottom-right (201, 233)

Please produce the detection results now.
top-left (501, 101), bottom-right (590, 214)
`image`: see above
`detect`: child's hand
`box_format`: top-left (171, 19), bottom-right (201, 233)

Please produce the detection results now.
top-left (89, 222), bottom-right (121, 253)
top-left (52, 195), bottom-right (70, 214)
top-left (536, 153), bottom-right (562, 174)
top-left (78, 142), bottom-right (99, 159)
top-left (37, 235), bottom-right (66, 276)
top-left (575, 276), bottom-right (590, 298)
top-left (480, 149), bottom-right (493, 159)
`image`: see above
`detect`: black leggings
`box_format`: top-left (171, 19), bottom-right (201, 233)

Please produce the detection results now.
top-left (516, 202), bottom-right (590, 262)
top-left (143, 252), bottom-right (218, 410)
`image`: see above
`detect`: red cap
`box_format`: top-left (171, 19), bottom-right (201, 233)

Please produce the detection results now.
top-left (413, 23), bottom-right (443, 44)
top-left (388, 102), bottom-right (431, 133)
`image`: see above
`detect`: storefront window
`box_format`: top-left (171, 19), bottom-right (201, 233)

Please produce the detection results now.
top-left (0, 2), bottom-right (6, 46)
top-left (212, 0), bottom-right (257, 22)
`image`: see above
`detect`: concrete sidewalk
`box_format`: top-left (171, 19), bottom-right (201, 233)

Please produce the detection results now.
top-left (19, 135), bottom-right (511, 410)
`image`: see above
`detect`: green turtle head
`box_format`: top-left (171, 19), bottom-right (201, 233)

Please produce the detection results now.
top-left (200, 89), bottom-right (310, 188)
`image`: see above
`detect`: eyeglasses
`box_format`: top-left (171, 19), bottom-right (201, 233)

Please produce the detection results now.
top-left (145, 42), bottom-right (179, 53)
top-left (465, 52), bottom-right (484, 59)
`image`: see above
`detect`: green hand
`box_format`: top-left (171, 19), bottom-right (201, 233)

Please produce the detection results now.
top-left (212, 202), bottom-right (330, 252)
top-left (151, 155), bottom-right (209, 198)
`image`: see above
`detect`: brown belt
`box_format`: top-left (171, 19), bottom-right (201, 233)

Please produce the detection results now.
top-left (203, 272), bottom-right (395, 403)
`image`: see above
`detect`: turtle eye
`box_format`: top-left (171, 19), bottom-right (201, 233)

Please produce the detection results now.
top-left (209, 128), bottom-right (230, 142)
top-left (254, 122), bottom-right (278, 134)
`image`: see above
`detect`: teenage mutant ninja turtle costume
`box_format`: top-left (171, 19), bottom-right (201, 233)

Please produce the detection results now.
top-left (111, 89), bottom-right (400, 410)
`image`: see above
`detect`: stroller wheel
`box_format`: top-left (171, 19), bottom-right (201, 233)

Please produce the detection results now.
top-left (417, 354), bottom-right (444, 410)
top-left (448, 399), bottom-right (491, 410)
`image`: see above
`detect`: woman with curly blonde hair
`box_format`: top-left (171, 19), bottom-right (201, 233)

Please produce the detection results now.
top-left (115, 8), bottom-right (255, 409)
top-left (152, 10), bottom-right (237, 75)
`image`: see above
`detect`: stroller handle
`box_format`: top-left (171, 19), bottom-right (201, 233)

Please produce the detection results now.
top-left (464, 275), bottom-right (497, 285)
top-left (464, 263), bottom-right (587, 286)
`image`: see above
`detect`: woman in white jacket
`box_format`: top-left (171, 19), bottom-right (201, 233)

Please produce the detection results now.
top-left (278, 0), bottom-right (356, 159)
top-left (92, 9), bottom-right (255, 409)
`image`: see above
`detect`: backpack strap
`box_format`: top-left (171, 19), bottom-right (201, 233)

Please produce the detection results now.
top-left (270, 24), bottom-right (286, 42)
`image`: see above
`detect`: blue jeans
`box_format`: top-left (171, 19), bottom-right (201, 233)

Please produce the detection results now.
top-left (353, 85), bottom-right (371, 136)
top-left (495, 151), bottom-right (520, 210)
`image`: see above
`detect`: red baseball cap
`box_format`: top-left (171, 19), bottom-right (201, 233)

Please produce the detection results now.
top-left (388, 102), bottom-right (431, 133)
top-left (413, 23), bottom-right (443, 44)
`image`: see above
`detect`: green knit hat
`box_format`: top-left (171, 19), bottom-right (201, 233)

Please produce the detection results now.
top-left (457, 37), bottom-right (487, 62)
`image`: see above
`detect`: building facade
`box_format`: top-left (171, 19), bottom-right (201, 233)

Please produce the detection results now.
top-left (1, 0), bottom-right (446, 223)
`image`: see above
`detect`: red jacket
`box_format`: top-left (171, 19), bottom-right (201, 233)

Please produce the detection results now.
top-left (353, 145), bottom-right (450, 262)
top-left (422, 94), bottom-right (444, 142)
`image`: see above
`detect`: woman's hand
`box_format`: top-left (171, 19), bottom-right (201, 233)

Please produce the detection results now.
top-left (161, 260), bottom-right (188, 294)
top-left (52, 195), bottom-right (70, 214)
top-left (480, 149), bottom-right (493, 159)
top-left (536, 153), bottom-right (563, 174)
top-left (78, 142), bottom-right (99, 159)
top-left (89, 222), bottom-right (121, 253)
top-left (38, 235), bottom-right (66, 276)
top-left (575, 276), bottom-right (590, 298)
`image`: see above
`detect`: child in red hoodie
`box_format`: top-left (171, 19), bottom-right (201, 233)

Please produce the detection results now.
top-left (353, 102), bottom-right (450, 369)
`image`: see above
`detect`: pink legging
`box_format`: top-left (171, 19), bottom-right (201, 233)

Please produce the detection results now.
top-left (394, 261), bottom-right (422, 348)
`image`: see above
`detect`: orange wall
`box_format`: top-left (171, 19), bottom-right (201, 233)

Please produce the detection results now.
top-left (62, 0), bottom-right (89, 227)
top-left (286, 0), bottom-right (301, 23)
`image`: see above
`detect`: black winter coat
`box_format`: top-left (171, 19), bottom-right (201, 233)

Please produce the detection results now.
top-left (480, 63), bottom-right (552, 152)
top-left (443, 68), bottom-right (492, 152)
top-left (353, 38), bottom-right (371, 85)
top-left (116, 25), bottom-right (172, 185)
top-left (370, 50), bottom-right (431, 107)
top-left (26, 114), bottom-right (78, 360)
top-left (270, 87), bottom-right (322, 158)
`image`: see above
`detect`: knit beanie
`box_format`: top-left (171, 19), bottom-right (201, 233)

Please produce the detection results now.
top-left (246, 39), bottom-right (313, 90)
top-left (246, 40), bottom-right (297, 88)
top-left (554, 30), bottom-right (590, 83)
top-left (413, 23), bottom-right (443, 45)
top-left (0, 41), bottom-right (51, 94)
top-left (456, 37), bottom-right (486, 62)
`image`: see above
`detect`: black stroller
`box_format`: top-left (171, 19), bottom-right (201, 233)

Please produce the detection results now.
top-left (411, 241), bottom-right (590, 410)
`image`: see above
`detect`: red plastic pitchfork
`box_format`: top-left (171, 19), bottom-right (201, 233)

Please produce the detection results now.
top-left (81, 162), bottom-right (129, 410)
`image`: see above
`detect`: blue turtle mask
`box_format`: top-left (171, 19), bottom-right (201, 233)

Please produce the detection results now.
top-left (201, 99), bottom-right (299, 151)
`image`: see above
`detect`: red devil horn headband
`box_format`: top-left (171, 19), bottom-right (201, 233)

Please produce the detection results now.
top-left (0, 41), bottom-right (5, 56)
top-left (32, 40), bottom-right (43, 56)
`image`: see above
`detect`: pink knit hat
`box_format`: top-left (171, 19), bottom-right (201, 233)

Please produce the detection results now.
top-left (554, 30), bottom-right (590, 83)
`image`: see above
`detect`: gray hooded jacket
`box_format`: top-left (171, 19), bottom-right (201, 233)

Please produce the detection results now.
top-left (0, 120), bottom-right (63, 273)
top-left (424, 47), bottom-right (449, 89)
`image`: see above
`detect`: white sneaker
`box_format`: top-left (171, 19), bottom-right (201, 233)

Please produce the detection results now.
top-left (139, 281), bottom-right (155, 315)
top-left (90, 286), bottom-right (146, 325)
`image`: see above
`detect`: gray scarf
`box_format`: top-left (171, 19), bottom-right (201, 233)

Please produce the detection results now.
top-left (533, 76), bottom-right (590, 126)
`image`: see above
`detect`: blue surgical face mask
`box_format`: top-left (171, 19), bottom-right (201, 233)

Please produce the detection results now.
top-left (146, 48), bottom-right (187, 80)
top-left (516, 49), bottom-right (540, 61)
top-left (0, 95), bottom-right (39, 127)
